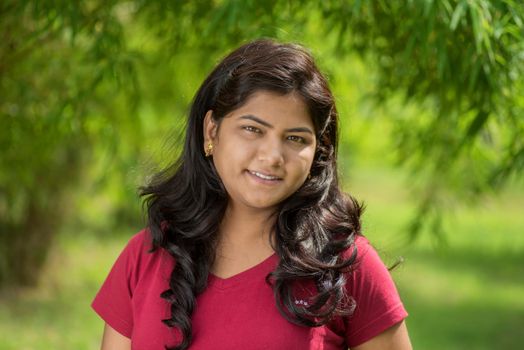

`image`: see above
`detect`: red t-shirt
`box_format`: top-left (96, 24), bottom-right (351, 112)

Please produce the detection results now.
top-left (92, 229), bottom-right (407, 349)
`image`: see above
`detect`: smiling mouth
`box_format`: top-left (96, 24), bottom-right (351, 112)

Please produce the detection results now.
top-left (247, 170), bottom-right (283, 181)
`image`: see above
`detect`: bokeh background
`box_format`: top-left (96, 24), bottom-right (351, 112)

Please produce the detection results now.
top-left (1, 1), bottom-right (523, 349)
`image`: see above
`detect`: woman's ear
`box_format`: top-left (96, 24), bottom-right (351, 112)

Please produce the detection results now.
top-left (203, 110), bottom-right (218, 144)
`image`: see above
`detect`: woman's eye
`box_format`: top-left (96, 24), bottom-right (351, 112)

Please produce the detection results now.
top-left (243, 126), bottom-right (261, 133)
top-left (288, 135), bottom-right (305, 144)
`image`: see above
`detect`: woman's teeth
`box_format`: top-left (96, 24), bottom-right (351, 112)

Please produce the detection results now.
top-left (250, 170), bottom-right (280, 180)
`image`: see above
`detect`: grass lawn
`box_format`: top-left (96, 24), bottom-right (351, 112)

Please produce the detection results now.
top-left (348, 166), bottom-right (524, 350)
top-left (0, 166), bottom-right (522, 349)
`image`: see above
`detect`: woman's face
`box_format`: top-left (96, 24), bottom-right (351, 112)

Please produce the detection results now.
top-left (203, 90), bottom-right (317, 214)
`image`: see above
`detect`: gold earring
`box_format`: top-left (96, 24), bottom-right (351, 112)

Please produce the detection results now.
top-left (205, 142), bottom-right (214, 157)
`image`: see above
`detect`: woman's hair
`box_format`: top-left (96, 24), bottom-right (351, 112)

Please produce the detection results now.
top-left (141, 38), bottom-right (363, 350)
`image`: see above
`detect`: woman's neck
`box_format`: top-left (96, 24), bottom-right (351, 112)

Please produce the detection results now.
top-left (215, 203), bottom-right (276, 258)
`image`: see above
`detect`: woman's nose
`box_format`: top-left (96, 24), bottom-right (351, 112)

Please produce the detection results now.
top-left (258, 138), bottom-right (284, 167)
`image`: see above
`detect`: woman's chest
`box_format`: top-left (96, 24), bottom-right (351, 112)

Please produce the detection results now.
top-left (130, 269), bottom-right (347, 350)
top-left (190, 281), bottom-right (346, 350)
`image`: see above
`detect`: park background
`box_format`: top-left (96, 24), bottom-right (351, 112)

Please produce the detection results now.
top-left (1, 1), bottom-right (523, 349)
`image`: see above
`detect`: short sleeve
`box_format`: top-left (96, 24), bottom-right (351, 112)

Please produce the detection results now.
top-left (91, 231), bottom-right (146, 338)
top-left (344, 237), bottom-right (408, 348)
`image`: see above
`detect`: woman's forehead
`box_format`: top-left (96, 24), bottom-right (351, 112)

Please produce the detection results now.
top-left (226, 91), bottom-right (314, 128)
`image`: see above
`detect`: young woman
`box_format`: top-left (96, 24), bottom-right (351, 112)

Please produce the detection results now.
top-left (92, 39), bottom-right (412, 350)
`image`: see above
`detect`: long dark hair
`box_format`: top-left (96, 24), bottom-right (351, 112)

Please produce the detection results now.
top-left (141, 38), bottom-right (363, 350)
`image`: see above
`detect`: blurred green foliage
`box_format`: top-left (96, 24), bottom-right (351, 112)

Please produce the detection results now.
top-left (1, 0), bottom-right (523, 287)
top-left (332, 0), bottom-right (524, 240)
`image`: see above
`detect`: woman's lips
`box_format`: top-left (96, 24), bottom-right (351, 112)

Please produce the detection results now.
top-left (246, 170), bottom-right (283, 184)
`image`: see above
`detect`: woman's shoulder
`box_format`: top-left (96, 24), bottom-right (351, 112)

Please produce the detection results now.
top-left (115, 228), bottom-right (153, 262)
top-left (117, 228), bottom-right (171, 274)
top-left (354, 235), bottom-right (376, 262)
top-left (111, 228), bottom-right (174, 290)
top-left (91, 228), bottom-right (172, 338)
top-left (341, 235), bottom-right (408, 347)
top-left (339, 234), bottom-right (402, 294)
top-left (340, 234), bottom-right (372, 265)
top-left (353, 234), bottom-right (370, 250)
top-left (126, 228), bottom-right (153, 251)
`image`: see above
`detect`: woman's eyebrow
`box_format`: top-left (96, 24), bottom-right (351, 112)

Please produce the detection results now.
top-left (239, 115), bottom-right (314, 135)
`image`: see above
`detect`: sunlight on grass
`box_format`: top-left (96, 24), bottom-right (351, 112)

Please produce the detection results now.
top-left (0, 232), bottom-right (129, 350)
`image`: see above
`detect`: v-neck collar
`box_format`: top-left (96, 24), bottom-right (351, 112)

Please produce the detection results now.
top-left (207, 253), bottom-right (279, 290)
